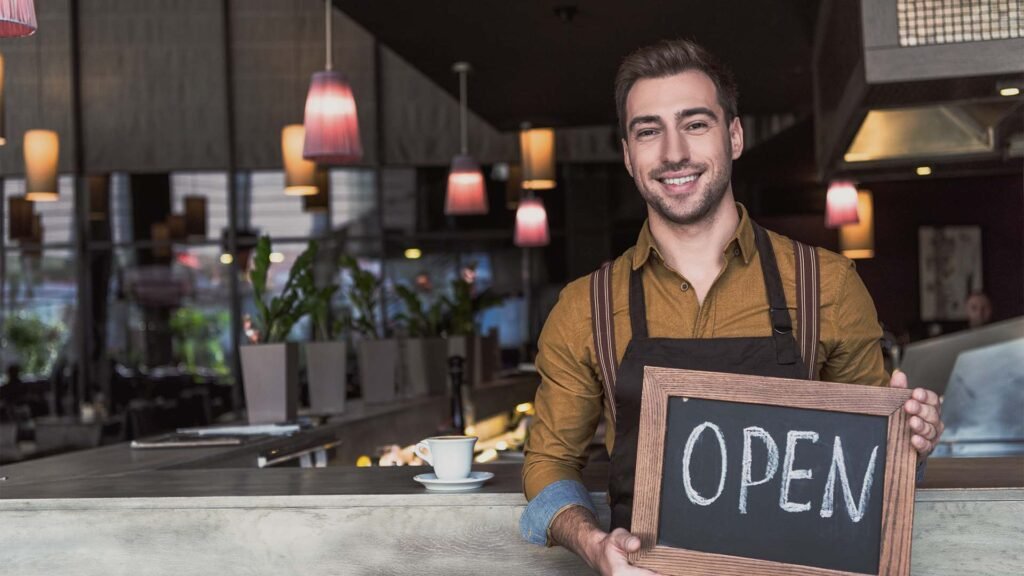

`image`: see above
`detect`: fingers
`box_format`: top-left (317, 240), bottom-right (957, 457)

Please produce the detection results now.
top-left (608, 528), bottom-right (642, 553)
top-left (912, 387), bottom-right (940, 407)
top-left (889, 369), bottom-right (908, 389)
top-left (909, 415), bottom-right (937, 440)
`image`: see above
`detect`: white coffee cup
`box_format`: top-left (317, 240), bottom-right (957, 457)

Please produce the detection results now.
top-left (414, 435), bottom-right (477, 480)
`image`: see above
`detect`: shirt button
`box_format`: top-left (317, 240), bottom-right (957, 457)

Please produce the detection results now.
top-left (733, 247), bottom-right (741, 257)
top-left (680, 281), bottom-right (690, 292)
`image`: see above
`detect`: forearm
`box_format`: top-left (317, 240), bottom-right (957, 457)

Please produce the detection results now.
top-left (549, 505), bottom-right (606, 569)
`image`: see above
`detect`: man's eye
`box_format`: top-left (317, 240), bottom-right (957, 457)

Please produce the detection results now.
top-left (687, 122), bottom-right (709, 131)
top-left (636, 129), bottom-right (658, 138)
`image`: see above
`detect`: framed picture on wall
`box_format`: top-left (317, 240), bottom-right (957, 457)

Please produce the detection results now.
top-left (919, 226), bottom-right (982, 321)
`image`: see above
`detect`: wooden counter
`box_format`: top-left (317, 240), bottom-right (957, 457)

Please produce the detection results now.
top-left (1, 379), bottom-right (1022, 576)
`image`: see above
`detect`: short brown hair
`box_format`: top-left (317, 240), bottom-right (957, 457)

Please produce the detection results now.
top-left (615, 39), bottom-right (739, 136)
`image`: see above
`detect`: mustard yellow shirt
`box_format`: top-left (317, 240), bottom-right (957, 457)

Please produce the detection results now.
top-left (523, 204), bottom-right (888, 500)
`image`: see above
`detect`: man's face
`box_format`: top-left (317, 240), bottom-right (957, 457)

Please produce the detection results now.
top-left (622, 70), bottom-right (743, 226)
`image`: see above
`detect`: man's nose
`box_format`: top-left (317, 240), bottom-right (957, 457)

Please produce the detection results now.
top-left (662, 129), bottom-right (690, 164)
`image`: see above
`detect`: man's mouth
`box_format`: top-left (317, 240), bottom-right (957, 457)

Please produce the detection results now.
top-left (659, 174), bottom-right (700, 186)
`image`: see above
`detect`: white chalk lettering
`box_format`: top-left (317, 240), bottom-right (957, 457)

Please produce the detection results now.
top-left (779, 430), bottom-right (819, 513)
top-left (820, 437), bottom-right (879, 523)
top-left (682, 421), bottom-right (727, 506)
top-left (739, 426), bottom-right (780, 514)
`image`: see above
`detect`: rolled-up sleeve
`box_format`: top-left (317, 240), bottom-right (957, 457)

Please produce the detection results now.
top-left (519, 479), bottom-right (597, 545)
top-left (522, 279), bottom-right (605, 520)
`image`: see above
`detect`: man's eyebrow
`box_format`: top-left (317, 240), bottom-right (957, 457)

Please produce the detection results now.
top-left (676, 107), bottom-right (718, 121)
top-left (627, 115), bottom-right (664, 132)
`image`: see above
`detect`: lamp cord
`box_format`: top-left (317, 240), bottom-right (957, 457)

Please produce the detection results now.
top-left (458, 69), bottom-right (468, 155)
top-left (325, 0), bottom-right (332, 71)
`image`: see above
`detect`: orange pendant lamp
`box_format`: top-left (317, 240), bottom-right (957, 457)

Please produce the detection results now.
top-left (444, 62), bottom-right (488, 215)
top-left (825, 180), bottom-right (859, 228)
top-left (0, 0), bottom-right (37, 38)
top-left (282, 124), bottom-right (318, 196)
top-left (520, 127), bottom-right (556, 190)
top-left (24, 129), bottom-right (59, 201)
top-left (302, 0), bottom-right (362, 165)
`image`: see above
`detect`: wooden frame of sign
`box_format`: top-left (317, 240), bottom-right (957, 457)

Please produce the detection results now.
top-left (629, 367), bottom-right (916, 576)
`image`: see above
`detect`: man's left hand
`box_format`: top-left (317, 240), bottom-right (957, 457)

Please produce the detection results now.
top-left (890, 369), bottom-right (944, 458)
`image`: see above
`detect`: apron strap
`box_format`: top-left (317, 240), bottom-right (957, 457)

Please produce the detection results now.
top-left (590, 261), bottom-right (618, 421)
top-left (752, 223), bottom-right (799, 366)
top-left (628, 266), bottom-right (649, 340)
top-left (794, 240), bottom-right (821, 379)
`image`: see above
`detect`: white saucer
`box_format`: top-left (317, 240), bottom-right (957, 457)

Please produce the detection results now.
top-left (413, 471), bottom-right (494, 492)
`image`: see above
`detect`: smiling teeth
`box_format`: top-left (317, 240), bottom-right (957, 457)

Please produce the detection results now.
top-left (663, 175), bottom-right (698, 185)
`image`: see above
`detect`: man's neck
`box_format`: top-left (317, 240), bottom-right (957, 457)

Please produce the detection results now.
top-left (647, 192), bottom-right (740, 293)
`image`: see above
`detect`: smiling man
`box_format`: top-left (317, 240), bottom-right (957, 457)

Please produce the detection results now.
top-left (520, 39), bottom-right (944, 576)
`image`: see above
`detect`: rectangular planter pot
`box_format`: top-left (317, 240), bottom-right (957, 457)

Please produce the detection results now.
top-left (402, 337), bottom-right (448, 398)
top-left (305, 341), bottom-right (348, 414)
top-left (358, 339), bottom-right (400, 404)
top-left (240, 342), bottom-right (299, 424)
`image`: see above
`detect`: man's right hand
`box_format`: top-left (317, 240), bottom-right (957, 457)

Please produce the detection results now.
top-left (583, 527), bottom-right (663, 576)
top-left (550, 506), bottom-right (663, 576)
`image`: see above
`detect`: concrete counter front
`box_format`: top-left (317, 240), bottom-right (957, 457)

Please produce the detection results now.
top-left (2, 460), bottom-right (1023, 575)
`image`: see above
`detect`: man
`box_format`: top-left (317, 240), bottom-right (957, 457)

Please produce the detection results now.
top-left (965, 291), bottom-right (993, 329)
top-left (520, 39), bottom-right (944, 576)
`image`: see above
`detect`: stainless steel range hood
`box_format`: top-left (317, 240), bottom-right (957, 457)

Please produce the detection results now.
top-left (813, 0), bottom-right (1024, 179)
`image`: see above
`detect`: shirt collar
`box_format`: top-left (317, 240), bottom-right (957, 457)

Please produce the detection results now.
top-left (631, 202), bottom-right (756, 270)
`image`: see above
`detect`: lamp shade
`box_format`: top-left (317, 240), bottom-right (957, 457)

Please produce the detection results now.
top-left (88, 175), bottom-right (108, 221)
top-left (302, 70), bottom-right (362, 165)
top-left (825, 180), bottom-right (859, 228)
top-left (168, 214), bottom-right (186, 240)
top-left (303, 167), bottom-right (330, 212)
top-left (7, 194), bottom-right (31, 240)
top-left (184, 195), bottom-right (207, 239)
top-left (151, 222), bottom-right (171, 258)
top-left (0, 0), bottom-right (36, 38)
top-left (282, 124), bottom-right (317, 196)
top-left (514, 196), bottom-right (550, 247)
top-left (24, 129), bottom-right (59, 202)
top-left (520, 128), bottom-right (556, 190)
top-left (840, 190), bottom-right (874, 259)
top-left (445, 154), bottom-right (488, 215)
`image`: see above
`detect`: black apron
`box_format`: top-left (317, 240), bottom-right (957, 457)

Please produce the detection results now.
top-left (607, 223), bottom-right (811, 530)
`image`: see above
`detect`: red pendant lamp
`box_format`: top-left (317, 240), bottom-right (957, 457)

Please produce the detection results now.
top-left (444, 62), bottom-right (488, 215)
top-left (302, 0), bottom-right (362, 165)
top-left (0, 0), bottom-right (37, 38)
top-left (825, 180), bottom-right (859, 228)
top-left (514, 196), bottom-right (550, 247)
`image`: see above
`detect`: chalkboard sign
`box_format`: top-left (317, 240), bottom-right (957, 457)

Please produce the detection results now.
top-left (630, 368), bottom-right (917, 576)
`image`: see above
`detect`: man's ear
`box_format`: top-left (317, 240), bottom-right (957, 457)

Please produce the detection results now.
top-left (730, 116), bottom-right (744, 160)
top-left (622, 138), bottom-right (634, 177)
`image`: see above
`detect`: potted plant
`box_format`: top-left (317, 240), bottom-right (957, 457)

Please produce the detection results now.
top-left (394, 284), bottom-right (447, 398)
top-left (341, 255), bottom-right (400, 404)
top-left (300, 253), bottom-right (348, 415)
top-left (442, 277), bottom-right (504, 387)
top-left (240, 236), bottom-right (314, 424)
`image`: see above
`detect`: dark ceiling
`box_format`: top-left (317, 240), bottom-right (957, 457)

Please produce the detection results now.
top-left (334, 1), bottom-right (821, 130)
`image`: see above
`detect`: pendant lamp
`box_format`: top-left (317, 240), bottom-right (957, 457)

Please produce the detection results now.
top-left (302, 0), bottom-right (362, 164)
top-left (520, 127), bottom-right (556, 190)
top-left (0, 53), bottom-right (6, 145)
top-left (840, 190), bottom-right (874, 259)
top-left (184, 195), bottom-right (207, 239)
top-left (514, 196), bottom-right (550, 247)
top-left (0, 0), bottom-right (37, 38)
top-left (282, 124), bottom-right (317, 196)
top-left (445, 62), bottom-right (488, 215)
top-left (825, 180), bottom-right (859, 228)
top-left (24, 129), bottom-right (58, 202)
top-left (7, 195), bottom-right (31, 240)
top-left (303, 167), bottom-right (330, 212)
top-left (168, 214), bottom-right (186, 241)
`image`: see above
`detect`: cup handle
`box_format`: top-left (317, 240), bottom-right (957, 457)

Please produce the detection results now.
top-left (414, 441), bottom-right (432, 466)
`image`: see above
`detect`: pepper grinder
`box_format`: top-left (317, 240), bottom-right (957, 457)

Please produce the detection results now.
top-left (448, 355), bottom-right (466, 433)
